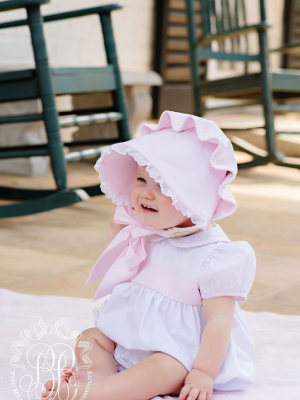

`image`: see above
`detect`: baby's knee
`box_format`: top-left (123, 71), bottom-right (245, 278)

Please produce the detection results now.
top-left (76, 328), bottom-right (115, 356)
top-left (151, 352), bottom-right (189, 396)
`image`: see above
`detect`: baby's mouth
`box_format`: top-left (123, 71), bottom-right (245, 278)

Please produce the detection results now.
top-left (141, 204), bottom-right (158, 213)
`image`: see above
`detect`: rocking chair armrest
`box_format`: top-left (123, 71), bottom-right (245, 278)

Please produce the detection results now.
top-left (0, 0), bottom-right (49, 12)
top-left (269, 42), bottom-right (300, 55)
top-left (0, 3), bottom-right (122, 30)
top-left (199, 23), bottom-right (271, 47)
top-left (42, 3), bottom-right (122, 23)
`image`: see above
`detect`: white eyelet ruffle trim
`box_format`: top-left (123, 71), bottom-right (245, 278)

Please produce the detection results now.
top-left (95, 143), bottom-right (209, 230)
top-left (141, 111), bottom-right (237, 221)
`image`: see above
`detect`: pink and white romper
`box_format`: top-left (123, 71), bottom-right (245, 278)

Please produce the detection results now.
top-left (89, 205), bottom-right (256, 392)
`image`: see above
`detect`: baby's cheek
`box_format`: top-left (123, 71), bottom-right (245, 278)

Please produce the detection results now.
top-left (130, 188), bottom-right (138, 208)
top-left (159, 194), bottom-right (174, 209)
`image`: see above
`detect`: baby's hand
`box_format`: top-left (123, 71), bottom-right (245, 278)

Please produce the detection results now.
top-left (178, 368), bottom-right (213, 400)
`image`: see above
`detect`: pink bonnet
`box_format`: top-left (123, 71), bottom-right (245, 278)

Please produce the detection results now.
top-left (94, 110), bottom-right (238, 230)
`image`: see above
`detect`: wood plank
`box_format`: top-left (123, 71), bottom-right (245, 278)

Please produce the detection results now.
top-left (166, 52), bottom-right (190, 64)
top-left (198, 74), bottom-right (262, 97)
top-left (0, 69), bottom-right (35, 83)
top-left (200, 23), bottom-right (270, 47)
top-left (0, 79), bottom-right (38, 102)
top-left (290, 61), bottom-right (300, 68)
top-left (197, 48), bottom-right (259, 62)
top-left (167, 39), bottom-right (189, 51)
top-left (158, 84), bottom-right (193, 114)
top-left (169, 0), bottom-right (200, 12)
top-left (294, 16), bottom-right (300, 24)
top-left (284, 0), bottom-right (300, 69)
top-left (0, 67), bottom-right (117, 101)
top-left (165, 66), bottom-right (203, 82)
top-left (272, 71), bottom-right (300, 92)
top-left (167, 25), bottom-right (202, 39)
top-left (0, 0), bottom-right (49, 12)
top-left (199, 73), bottom-right (261, 90)
top-left (51, 66), bottom-right (114, 76)
top-left (201, 88), bottom-right (261, 99)
top-left (168, 11), bottom-right (201, 25)
top-left (51, 67), bottom-right (117, 95)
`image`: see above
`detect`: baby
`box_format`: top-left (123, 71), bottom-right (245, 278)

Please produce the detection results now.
top-left (42, 111), bottom-right (256, 400)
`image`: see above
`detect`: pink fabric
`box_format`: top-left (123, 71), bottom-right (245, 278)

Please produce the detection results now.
top-left (201, 292), bottom-right (247, 302)
top-left (1, 288), bottom-right (300, 400)
top-left (85, 205), bottom-right (205, 300)
top-left (85, 205), bottom-right (178, 299)
top-left (94, 111), bottom-right (238, 230)
top-left (85, 204), bottom-right (244, 302)
top-left (130, 261), bottom-right (202, 306)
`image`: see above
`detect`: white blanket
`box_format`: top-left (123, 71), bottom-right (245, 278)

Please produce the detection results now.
top-left (1, 288), bottom-right (300, 400)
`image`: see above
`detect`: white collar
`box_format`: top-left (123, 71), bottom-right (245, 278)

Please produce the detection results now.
top-left (167, 222), bottom-right (231, 248)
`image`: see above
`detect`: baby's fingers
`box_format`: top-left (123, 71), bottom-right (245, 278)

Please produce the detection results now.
top-left (179, 385), bottom-right (213, 400)
top-left (178, 385), bottom-right (191, 400)
top-left (198, 389), bottom-right (213, 400)
top-left (206, 390), bottom-right (213, 400)
top-left (187, 387), bottom-right (200, 400)
top-left (178, 385), bottom-right (200, 400)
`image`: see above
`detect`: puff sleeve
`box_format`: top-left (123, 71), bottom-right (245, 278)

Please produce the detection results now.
top-left (198, 241), bottom-right (256, 302)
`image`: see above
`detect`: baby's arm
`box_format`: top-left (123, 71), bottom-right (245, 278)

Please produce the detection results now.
top-left (105, 206), bottom-right (126, 247)
top-left (194, 296), bottom-right (235, 376)
top-left (179, 296), bottom-right (235, 400)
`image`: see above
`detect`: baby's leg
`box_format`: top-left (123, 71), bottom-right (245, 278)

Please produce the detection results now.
top-left (46, 327), bottom-right (117, 392)
top-left (44, 351), bottom-right (188, 400)
top-left (73, 327), bottom-right (118, 380)
top-left (109, 351), bottom-right (189, 399)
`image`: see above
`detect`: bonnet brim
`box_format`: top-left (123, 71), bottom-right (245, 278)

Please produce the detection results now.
top-left (95, 111), bottom-right (237, 230)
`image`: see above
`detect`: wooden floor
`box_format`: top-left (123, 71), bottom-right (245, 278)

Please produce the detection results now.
top-left (1, 160), bottom-right (300, 315)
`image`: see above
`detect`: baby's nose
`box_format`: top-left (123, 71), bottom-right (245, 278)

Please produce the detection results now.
top-left (141, 189), bottom-right (155, 199)
top-left (143, 191), bottom-right (154, 200)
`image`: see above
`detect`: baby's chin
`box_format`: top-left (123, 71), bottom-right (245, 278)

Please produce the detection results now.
top-left (141, 221), bottom-right (173, 231)
top-left (147, 223), bottom-right (179, 231)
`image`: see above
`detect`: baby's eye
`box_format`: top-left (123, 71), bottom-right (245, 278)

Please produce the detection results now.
top-left (136, 176), bottom-right (160, 188)
top-left (137, 177), bottom-right (146, 183)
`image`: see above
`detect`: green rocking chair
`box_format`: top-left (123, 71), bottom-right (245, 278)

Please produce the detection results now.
top-left (0, 0), bottom-right (131, 218)
top-left (186, 0), bottom-right (300, 169)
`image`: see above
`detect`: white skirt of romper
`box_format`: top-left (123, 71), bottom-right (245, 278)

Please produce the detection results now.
top-left (93, 282), bottom-right (256, 391)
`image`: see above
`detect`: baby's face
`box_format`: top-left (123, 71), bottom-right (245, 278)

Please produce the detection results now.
top-left (130, 165), bottom-right (194, 230)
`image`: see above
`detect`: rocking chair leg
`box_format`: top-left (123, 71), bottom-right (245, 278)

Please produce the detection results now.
top-left (99, 11), bottom-right (131, 141)
top-left (258, 5), bottom-right (276, 160)
top-left (186, 0), bottom-right (202, 117)
top-left (27, 5), bottom-right (67, 191)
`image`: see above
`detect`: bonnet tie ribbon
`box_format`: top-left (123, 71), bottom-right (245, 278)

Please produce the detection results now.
top-left (85, 205), bottom-right (169, 300)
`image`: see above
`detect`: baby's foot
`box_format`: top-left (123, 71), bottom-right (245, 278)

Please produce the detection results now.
top-left (41, 379), bottom-right (76, 400)
top-left (61, 365), bottom-right (103, 383)
top-left (41, 366), bottom-right (83, 399)
top-left (61, 366), bottom-right (76, 383)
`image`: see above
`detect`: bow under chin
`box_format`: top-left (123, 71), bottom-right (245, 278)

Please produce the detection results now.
top-left (90, 235), bottom-right (147, 299)
top-left (85, 205), bottom-right (161, 300)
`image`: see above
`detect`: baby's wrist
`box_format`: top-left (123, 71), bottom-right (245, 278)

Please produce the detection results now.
top-left (191, 367), bottom-right (214, 380)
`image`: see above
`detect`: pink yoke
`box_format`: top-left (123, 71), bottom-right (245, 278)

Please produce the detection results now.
top-left (131, 261), bottom-right (202, 306)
